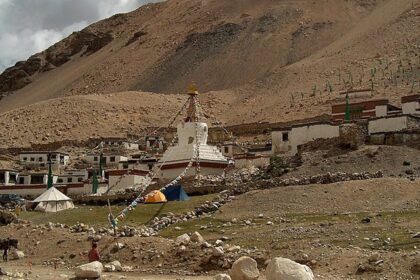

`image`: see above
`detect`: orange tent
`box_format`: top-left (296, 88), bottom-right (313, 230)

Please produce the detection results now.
top-left (145, 190), bottom-right (167, 203)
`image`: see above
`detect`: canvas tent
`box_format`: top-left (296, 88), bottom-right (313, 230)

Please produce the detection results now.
top-left (162, 185), bottom-right (190, 201)
top-left (145, 190), bottom-right (167, 203)
top-left (33, 187), bottom-right (74, 212)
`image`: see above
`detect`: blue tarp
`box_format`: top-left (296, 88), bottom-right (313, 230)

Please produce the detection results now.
top-left (162, 185), bottom-right (190, 201)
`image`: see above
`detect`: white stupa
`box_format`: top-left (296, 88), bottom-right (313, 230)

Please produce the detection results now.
top-left (156, 86), bottom-right (229, 180)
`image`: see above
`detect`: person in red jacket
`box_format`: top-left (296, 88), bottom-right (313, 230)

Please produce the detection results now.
top-left (88, 243), bottom-right (100, 262)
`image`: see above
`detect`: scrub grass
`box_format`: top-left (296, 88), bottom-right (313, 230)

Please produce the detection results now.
top-left (19, 194), bottom-right (216, 227)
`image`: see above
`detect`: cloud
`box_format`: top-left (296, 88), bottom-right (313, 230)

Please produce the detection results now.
top-left (0, 0), bottom-right (158, 71)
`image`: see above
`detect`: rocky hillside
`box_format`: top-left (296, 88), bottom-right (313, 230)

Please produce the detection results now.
top-left (0, 0), bottom-right (419, 147)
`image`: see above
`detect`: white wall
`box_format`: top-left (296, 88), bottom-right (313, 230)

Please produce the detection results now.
top-left (19, 153), bottom-right (69, 167)
top-left (84, 155), bottom-right (128, 166)
top-left (159, 165), bottom-right (225, 181)
top-left (402, 101), bottom-right (419, 114)
top-left (108, 175), bottom-right (150, 191)
top-left (368, 116), bottom-right (408, 135)
top-left (272, 124), bottom-right (339, 155)
top-left (16, 174), bottom-right (58, 185)
top-left (0, 171), bottom-right (18, 185)
top-left (122, 142), bottom-right (139, 150)
top-left (375, 105), bottom-right (388, 117)
top-left (222, 145), bottom-right (233, 157)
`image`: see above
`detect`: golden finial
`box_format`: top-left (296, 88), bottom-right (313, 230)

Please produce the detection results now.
top-left (187, 83), bottom-right (199, 95)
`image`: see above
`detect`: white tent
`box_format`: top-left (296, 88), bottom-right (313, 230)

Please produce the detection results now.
top-left (33, 187), bottom-right (74, 212)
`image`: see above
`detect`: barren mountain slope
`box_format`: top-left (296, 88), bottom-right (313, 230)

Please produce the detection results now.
top-left (0, 0), bottom-right (419, 147)
top-left (0, 0), bottom-right (387, 109)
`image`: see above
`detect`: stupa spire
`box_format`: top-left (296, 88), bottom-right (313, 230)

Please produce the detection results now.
top-left (185, 84), bottom-right (199, 122)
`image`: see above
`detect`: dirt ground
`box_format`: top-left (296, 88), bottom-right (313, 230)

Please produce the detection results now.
top-left (1, 177), bottom-right (419, 279)
top-left (217, 177), bottom-right (420, 216)
top-left (0, 264), bottom-right (214, 280)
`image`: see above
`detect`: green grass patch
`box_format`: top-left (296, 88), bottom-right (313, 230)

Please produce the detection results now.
top-left (20, 194), bottom-right (217, 227)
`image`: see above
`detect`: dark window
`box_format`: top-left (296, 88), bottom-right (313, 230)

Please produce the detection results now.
top-left (224, 147), bottom-right (229, 153)
top-left (110, 156), bottom-right (116, 162)
top-left (77, 177), bottom-right (83, 182)
top-left (9, 174), bottom-right (17, 184)
top-left (23, 157), bottom-right (27, 161)
top-left (38, 157), bottom-right (43, 162)
top-left (19, 177), bottom-right (25, 184)
top-left (68, 178), bottom-right (73, 183)
top-left (31, 175), bottom-right (43, 184)
top-left (57, 178), bottom-right (63, 183)
top-left (282, 132), bottom-right (289, 142)
top-left (30, 157), bottom-right (35, 162)
top-left (0, 173), bottom-right (5, 183)
top-left (94, 156), bottom-right (98, 162)
top-left (123, 163), bottom-right (129, 169)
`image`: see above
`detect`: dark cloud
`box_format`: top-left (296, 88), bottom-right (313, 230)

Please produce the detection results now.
top-left (0, 0), bottom-right (159, 71)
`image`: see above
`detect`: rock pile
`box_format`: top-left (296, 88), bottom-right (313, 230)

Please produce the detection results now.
top-left (149, 191), bottom-right (233, 232)
top-left (0, 210), bottom-right (18, 225)
top-left (228, 171), bottom-right (384, 195)
top-left (169, 232), bottom-right (267, 272)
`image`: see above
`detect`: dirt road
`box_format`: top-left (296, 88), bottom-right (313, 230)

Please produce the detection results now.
top-left (0, 264), bottom-right (215, 280)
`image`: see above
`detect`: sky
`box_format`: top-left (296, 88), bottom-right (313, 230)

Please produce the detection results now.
top-left (0, 0), bottom-right (158, 72)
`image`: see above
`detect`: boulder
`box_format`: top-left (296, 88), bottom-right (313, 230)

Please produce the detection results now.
top-left (12, 250), bottom-right (25, 260)
top-left (191, 231), bottom-right (205, 243)
top-left (110, 260), bottom-right (122, 271)
top-left (176, 233), bottom-right (190, 245)
top-left (212, 247), bottom-right (224, 257)
top-left (265, 257), bottom-right (314, 280)
top-left (104, 264), bottom-right (115, 272)
top-left (74, 261), bottom-right (103, 279)
top-left (230, 256), bottom-right (259, 280)
top-left (214, 274), bottom-right (232, 280)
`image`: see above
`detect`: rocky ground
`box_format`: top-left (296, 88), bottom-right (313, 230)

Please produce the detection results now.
top-left (286, 145), bottom-right (420, 180)
top-left (0, 175), bottom-right (419, 279)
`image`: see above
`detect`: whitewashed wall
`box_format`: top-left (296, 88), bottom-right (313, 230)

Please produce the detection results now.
top-left (368, 116), bottom-right (408, 135)
top-left (402, 102), bottom-right (419, 114)
top-left (108, 174), bottom-right (150, 191)
top-left (272, 124), bottom-right (339, 155)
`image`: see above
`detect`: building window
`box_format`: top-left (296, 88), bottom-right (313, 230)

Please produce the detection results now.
top-left (77, 177), bottom-right (83, 182)
top-left (30, 157), bottom-right (35, 162)
top-left (57, 178), bottom-right (63, 183)
top-left (31, 176), bottom-right (43, 184)
top-left (224, 147), bottom-right (229, 154)
top-left (19, 177), bottom-right (25, 184)
top-left (94, 156), bottom-right (98, 162)
top-left (68, 178), bottom-right (73, 183)
top-left (123, 163), bottom-right (129, 169)
top-left (39, 157), bottom-right (43, 162)
top-left (110, 156), bottom-right (116, 162)
top-left (282, 132), bottom-right (289, 142)
top-left (23, 157), bottom-right (27, 161)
